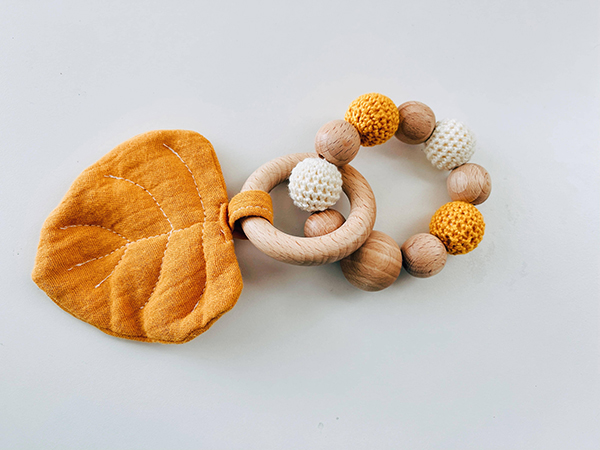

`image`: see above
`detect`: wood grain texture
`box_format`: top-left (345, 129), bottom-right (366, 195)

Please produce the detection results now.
top-left (240, 152), bottom-right (376, 266)
top-left (394, 101), bottom-right (436, 145)
top-left (447, 163), bottom-right (491, 205)
top-left (400, 233), bottom-right (447, 278)
top-left (304, 209), bottom-right (345, 237)
top-left (315, 120), bottom-right (361, 166)
top-left (340, 230), bottom-right (402, 291)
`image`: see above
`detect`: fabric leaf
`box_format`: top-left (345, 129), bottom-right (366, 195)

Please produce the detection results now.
top-left (33, 130), bottom-right (243, 343)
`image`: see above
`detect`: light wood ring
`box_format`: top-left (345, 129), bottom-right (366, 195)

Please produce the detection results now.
top-left (240, 152), bottom-right (376, 266)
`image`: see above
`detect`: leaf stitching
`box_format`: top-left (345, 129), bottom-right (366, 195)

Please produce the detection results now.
top-left (95, 246), bottom-right (129, 288)
top-left (69, 147), bottom-right (207, 311)
top-left (140, 230), bottom-right (172, 309)
top-left (67, 225), bottom-right (196, 271)
top-left (104, 175), bottom-right (174, 231)
top-left (59, 224), bottom-right (131, 242)
top-left (162, 143), bottom-right (208, 315)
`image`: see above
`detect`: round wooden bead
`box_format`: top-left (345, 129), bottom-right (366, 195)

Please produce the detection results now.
top-left (340, 231), bottom-right (402, 291)
top-left (304, 209), bottom-right (345, 237)
top-left (315, 120), bottom-right (361, 166)
top-left (400, 233), bottom-right (447, 278)
top-left (447, 163), bottom-right (491, 205)
top-left (395, 101), bottom-right (436, 145)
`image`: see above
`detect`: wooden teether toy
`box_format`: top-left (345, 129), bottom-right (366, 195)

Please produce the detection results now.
top-left (32, 93), bottom-right (491, 343)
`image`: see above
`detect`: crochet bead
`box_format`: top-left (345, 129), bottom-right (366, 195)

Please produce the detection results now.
top-left (400, 233), bottom-right (447, 278)
top-left (304, 209), bottom-right (345, 237)
top-left (423, 119), bottom-right (476, 170)
top-left (429, 201), bottom-right (485, 255)
top-left (344, 93), bottom-right (400, 147)
top-left (340, 231), bottom-right (402, 291)
top-left (395, 101), bottom-right (436, 145)
top-left (447, 163), bottom-right (491, 205)
top-left (288, 157), bottom-right (343, 212)
top-left (315, 120), bottom-right (361, 167)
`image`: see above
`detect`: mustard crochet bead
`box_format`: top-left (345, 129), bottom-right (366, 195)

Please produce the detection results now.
top-left (429, 201), bottom-right (485, 255)
top-left (344, 93), bottom-right (400, 147)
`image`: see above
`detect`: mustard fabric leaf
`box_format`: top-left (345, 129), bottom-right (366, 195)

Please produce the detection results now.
top-left (33, 130), bottom-right (243, 344)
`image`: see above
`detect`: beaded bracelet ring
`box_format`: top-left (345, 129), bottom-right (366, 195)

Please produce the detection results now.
top-left (237, 93), bottom-right (491, 292)
top-left (32, 92), bottom-right (491, 343)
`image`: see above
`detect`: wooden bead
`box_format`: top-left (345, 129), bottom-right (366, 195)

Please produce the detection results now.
top-left (304, 209), bottom-right (345, 237)
top-left (394, 101), bottom-right (436, 145)
top-left (447, 163), bottom-right (491, 205)
top-left (400, 233), bottom-right (447, 278)
top-left (340, 231), bottom-right (402, 291)
top-left (315, 120), bottom-right (361, 166)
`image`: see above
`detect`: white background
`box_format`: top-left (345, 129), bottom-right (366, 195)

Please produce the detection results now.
top-left (1, 1), bottom-right (599, 449)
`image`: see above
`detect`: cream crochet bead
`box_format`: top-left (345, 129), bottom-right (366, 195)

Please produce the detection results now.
top-left (423, 119), bottom-right (476, 170)
top-left (288, 157), bottom-right (342, 212)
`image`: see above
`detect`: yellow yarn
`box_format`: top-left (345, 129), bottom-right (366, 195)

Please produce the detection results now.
top-left (429, 201), bottom-right (485, 255)
top-left (344, 93), bottom-right (400, 147)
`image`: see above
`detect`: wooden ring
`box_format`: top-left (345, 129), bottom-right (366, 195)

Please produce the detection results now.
top-left (240, 152), bottom-right (376, 266)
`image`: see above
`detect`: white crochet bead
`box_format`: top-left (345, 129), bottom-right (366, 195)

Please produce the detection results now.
top-left (423, 119), bottom-right (476, 170)
top-left (288, 158), bottom-right (343, 212)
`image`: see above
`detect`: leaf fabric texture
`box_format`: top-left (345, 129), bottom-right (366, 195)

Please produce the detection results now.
top-left (32, 130), bottom-right (243, 343)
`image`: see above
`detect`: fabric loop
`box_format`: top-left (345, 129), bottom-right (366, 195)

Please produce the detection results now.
top-left (228, 190), bottom-right (274, 230)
